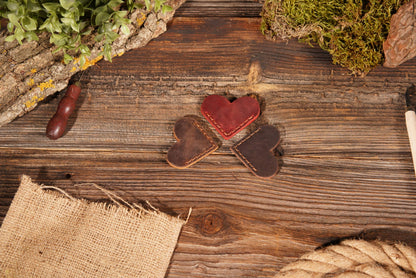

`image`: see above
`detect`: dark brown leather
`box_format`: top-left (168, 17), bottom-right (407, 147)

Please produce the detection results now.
top-left (167, 116), bottom-right (219, 168)
top-left (201, 95), bottom-right (260, 140)
top-left (231, 125), bottom-right (281, 178)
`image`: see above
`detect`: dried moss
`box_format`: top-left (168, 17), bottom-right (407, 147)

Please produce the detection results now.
top-left (261, 0), bottom-right (407, 75)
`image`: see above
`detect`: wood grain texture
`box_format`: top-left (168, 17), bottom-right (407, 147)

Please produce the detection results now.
top-left (176, 0), bottom-right (263, 17)
top-left (1, 15), bottom-right (416, 277)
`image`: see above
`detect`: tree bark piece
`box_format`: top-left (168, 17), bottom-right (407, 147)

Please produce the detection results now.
top-left (0, 0), bottom-right (186, 127)
top-left (383, 0), bottom-right (416, 68)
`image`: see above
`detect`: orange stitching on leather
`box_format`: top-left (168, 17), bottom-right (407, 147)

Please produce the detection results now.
top-left (203, 111), bottom-right (256, 137)
top-left (183, 120), bottom-right (218, 166)
top-left (231, 128), bottom-right (261, 172)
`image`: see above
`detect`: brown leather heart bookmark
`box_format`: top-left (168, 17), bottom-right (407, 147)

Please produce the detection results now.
top-left (231, 125), bottom-right (281, 178)
top-left (167, 116), bottom-right (219, 169)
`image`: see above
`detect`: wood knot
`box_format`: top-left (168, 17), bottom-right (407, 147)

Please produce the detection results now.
top-left (201, 213), bottom-right (223, 235)
top-left (247, 61), bottom-right (262, 85)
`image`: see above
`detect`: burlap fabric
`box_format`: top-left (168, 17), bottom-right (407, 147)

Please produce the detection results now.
top-left (0, 175), bottom-right (185, 278)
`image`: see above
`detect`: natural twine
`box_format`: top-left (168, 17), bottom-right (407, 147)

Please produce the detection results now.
top-left (275, 239), bottom-right (416, 278)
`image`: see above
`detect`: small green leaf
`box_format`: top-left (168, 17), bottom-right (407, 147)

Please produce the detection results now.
top-left (78, 44), bottom-right (91, 55)
top-left (120, 24), bottom-right (129, 35)
top-left (25, 31), bottom-right (39, 41)
top-left (105, 30), bottom-right (118, 42)
top-left (154, 0), bottom-right (166, 12)
top-left (14, 28), bottom-right (25, 43)
top-left (17, 5), bottom-right (25, 17)
top-left (95, 11), bottom-right (110, 25)
top-left (94, 33), bottom-right (105, 42)
top-left (107, 0), bottom-right (123, 9)
top-left (68, 34), bottom-right (80, 47)
top-left (93, 5), bottom-right (107, 15)
top-left (61, 17), bottom-right (79, 32)
top-left (82, 28), bottom-right (93, 35)
top-left (5, 35), bottom-right (15, 42)
top-left (50, 33), bottom-right (67, 46)
top-left (114, 10), bottom-right (127, 19)
top-left (52, 45), bottom-right (63, 54)
top-left (39, 21), bottom-right (52, 32)
top-left (51, 16), bottom-right (62, 32)
top-left (144, 0), bottom-right (151, 11)
top-left (27, 0), bottom-right (42, 12)
top-left (132, 3), bottom-right (144, 10)
top-left (102, 22), bottom-right (113, 33)
top-left (79, 21), bottom-right (90, 32)
top-left (63, 53), bottom-right (73, 64)
top-left (162, 5), bottom-right (173, 13)
top-left (7, 13), bottom-right (20, 26)
top-left (42, 2), bottom-right (61, 12)
top-left (115, 17), bottom-right (130, 25)
top-left (95, 0), bottom-right (104, 7)
top-left (7, 22), bottom-right (14, 32)
top-left (103, 43), bottom-right (112, 62)
top-left (59, 0), bottom-right (75, 10)
top-left (6, 1), bottom-right (19, 12)
top-left (21, 16), bottom-right (37, 31)
top-left (79, 54), bottom-right (86, 67)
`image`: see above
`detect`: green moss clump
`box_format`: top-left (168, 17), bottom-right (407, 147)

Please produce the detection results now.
top-left (261, 0), bottom-right (406, 75)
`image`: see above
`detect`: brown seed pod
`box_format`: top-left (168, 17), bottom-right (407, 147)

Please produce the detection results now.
top-left (46, 82), bottom-right (81, 140)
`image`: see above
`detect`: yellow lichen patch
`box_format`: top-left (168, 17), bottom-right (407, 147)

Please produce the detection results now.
top-left (30, 68), bottom-right (37, 74)
top-left (74, 55), bottom-right (103, 70)
top-left (71, 66), bottom-right (77, 73)
top-left (112, 51), bottom-right (125, 58)
top-left (136, 12), bottom-right (147, 27)
top-left (25, 95), bottom-right (44, 109)
top-left (27, 78), bottom-right (35, 86)
top-left (37, 79), bottom-right (55, 92)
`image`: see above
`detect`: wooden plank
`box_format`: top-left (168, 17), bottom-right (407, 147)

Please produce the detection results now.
top-left (1, 17), bottom-right (416, 277)
top-left (175, 0), bottom-right (263, 17)
top-left (0, 18), bottom-right (414, 151)
top-left (0, 149), bottom-right (416, 276)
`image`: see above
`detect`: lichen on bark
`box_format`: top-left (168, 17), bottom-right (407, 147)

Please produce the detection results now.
top-left (0, 0), bottom-right (185, 127)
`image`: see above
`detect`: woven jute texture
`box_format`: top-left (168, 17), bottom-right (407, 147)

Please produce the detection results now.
top-left (275, 239), bottom-right (416, 278)
top-left (0, 175), bottom-right (185, 278)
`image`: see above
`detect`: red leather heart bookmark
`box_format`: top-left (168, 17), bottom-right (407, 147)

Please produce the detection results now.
top-left (201, 95), bottom-right (260, 140)
top-left (231, 125), bottom-right (281, 178)
top-left (167, 116), bottom-right (219, 169)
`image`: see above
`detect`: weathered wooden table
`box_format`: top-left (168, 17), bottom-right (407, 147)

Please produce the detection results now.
top-left (1, 1), bottom-right (416, 277)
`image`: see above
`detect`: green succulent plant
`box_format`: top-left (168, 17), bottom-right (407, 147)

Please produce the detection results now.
top-left (0, 0), bottom-right (171, 66)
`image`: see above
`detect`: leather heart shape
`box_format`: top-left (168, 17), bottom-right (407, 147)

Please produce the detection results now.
top-left (201, 95), bottom-right (260, 140)
top-left (231, 125), bottom-right (281, 178)
top-left (167, 116), bottom-right (219, 169)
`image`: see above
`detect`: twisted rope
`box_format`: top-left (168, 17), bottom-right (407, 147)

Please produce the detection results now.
top-left (275, 239), bottom-right (416, 278)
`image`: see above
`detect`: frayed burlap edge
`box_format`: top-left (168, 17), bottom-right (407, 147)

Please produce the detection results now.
top-left (18, 175), bottom-right (186, 226)
top-left (0, 175), bottom-right (186, 278)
